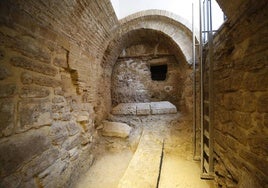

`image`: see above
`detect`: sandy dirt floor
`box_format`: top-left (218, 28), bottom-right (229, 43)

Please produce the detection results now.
top-left (75, 113), bottom-right (215, 188)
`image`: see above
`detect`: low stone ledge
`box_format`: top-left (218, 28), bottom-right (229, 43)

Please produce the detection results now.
top-left (111, 101), bottom-right (177, 115)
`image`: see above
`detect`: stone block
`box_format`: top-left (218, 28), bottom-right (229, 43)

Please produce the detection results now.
top-left (0, 99), bottom-right (14, 137)
top-left (53, 57), bottom-right (68, 68)
top-left (32, 75), bottom-right (62, 88)
top-left (136, 103), bottom-right (151, 115)
top-left (14, 35), bottom-right (51, 64)
top-left (0, 65), bottom-right (11, 80)
top-left (17, 100), bottom-right (52, 132)
top-left (0, 127), bottom-right (50, 177)
top-left (20, 85), bottom-right (50, 98)
top-left (257, 93), bottom-right (268, 113)
top-left (21, 72), bottom-right (33, 84)
top-left (10, 56), bottom-right (57, 76)
top-left (0, 84), bottom-right (16, 98)
top-left (112, 103), bottom-right (137, 115)
top-left (101, 121), bottom-right (132, 138)
top-left (150, 101), bottom-right (177, 114)
top-left (49, 122), bottom-right (69, 145)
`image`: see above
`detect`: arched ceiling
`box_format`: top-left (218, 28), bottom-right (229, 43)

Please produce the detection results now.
top-left (101, 10), bottom-right (195, 75)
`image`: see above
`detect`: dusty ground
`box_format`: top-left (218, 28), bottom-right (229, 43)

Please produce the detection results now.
top-left (75, 113), bottom-right (215, 188)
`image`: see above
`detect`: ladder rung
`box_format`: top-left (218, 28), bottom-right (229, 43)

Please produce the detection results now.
top-left (204, 130), bottom-right (209, 138)
top-left (204, 159), bottom-right (210, 173)
top-left (204, 144), bottom-right (210, 156)
top-left (204, 115), bottom-right (209, 122)
top-left (201, 173), bottom-right (214, 180)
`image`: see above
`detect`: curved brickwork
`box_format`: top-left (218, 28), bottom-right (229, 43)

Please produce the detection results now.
top-left (101, 10), bottom-right (195, 73)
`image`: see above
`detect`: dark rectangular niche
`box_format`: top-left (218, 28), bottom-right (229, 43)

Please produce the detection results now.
top-left (150, 64), bottom-right (167, 81)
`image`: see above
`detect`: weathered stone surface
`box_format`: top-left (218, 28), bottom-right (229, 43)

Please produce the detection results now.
top-left (241, 92), bottom-right (256, 112)
top-left (38, 159), bottom-right (68, 188)
top-left (112, 46), bottom-right (182, 108)
top-left (0, 65), bottom-right (11, 80)
top-left (248, 135), bottom-right (268, 156)
top-left (0, 49), bottom-right (5, 61)
top-left (243, 71), bottom-right (268, 92)
top-left (10, 35), bottom-right (52, 64)
top-left (81, 133), bottom-right (93, 145)
top-left (53, 57), bottom-right (68, 68)
top-left (101, 121), bottom-right (132, 138)
top-left (49, 122), bottom-right (69, 145)
top-left (112, 103), bottom-right (137, 115)
top-left (52, 96), bottom-right (66, 104)
top-left (10, 56), bottom-right (57, 76)
top-left (257, 93), bottom-right (268, 113)
top-left (21, 72), bottom-right (33, 84)
top-left (150, 101), bottom-right (177, 114)
top-left (66, 122), bottom-right (81, 136)
top-left (0, 84), bottom-right (16, 98)
top-left (62, 133), bottom-right (81, 150)
top-left (0, 99), bottom-right (14, 137)
top-left (136, 103), bottom-right (151, 115)
top-left (232, 111), bottom-right (252, 130)
top-left (238, 169), bottom-right (262, 188)
top-left (54, 87), bottom-right (64, 96)
top-left (17, 100), bottom-right (52, 132)
top-left (0, 127), bottom-right (50, 177)
top-left (0, 173), bottom-right (21, 188)
top-left (20, 85), bottom-right (50, 98)
top-left (239, 149), bottom-right (268, 177)
top-left (21, 148), bottom-right (60, 180)
top-left (112, 102), bottom-right (177, 115)
top-left (69, 147), bottom-right (79, 161)
top-left (76, 115), bottom-right (89, 123)
top-left (32, 75), bottom-right (62, 88)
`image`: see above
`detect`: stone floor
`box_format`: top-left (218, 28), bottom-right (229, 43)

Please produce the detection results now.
top-left (75, 113), bottom-right (215, 188)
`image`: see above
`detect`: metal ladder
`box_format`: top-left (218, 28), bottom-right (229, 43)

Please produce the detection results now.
top-left (200, 0), bottom-right (214, 179)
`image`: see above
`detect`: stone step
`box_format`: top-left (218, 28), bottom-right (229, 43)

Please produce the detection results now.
top-left (112, 101), bottom-right (177, 116)
top-left (117, 130), bottom-right (163, 188)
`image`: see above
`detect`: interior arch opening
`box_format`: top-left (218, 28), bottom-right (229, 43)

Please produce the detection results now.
top-left (110, 29), bottom-right (193, 112)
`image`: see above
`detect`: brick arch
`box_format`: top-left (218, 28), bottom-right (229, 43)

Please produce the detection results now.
top-left (101, 10), bottom-right (196, 75)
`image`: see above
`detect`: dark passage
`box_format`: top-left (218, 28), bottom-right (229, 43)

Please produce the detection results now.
top-left (150, 64), bottom-right (168, 81)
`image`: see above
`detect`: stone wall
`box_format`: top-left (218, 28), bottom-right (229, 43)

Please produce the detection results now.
top-left (111, 42), bottom-right (192, 111)
top-left (0, 0), bottom-right (118, 187)
top-left (205, 1), bottom-right (268, 187)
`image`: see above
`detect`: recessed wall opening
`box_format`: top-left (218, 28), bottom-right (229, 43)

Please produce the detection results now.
top-left (150, 64), bottom-right (167, 81)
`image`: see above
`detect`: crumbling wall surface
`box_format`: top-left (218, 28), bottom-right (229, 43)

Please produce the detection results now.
top-left (208, 1), bottom-right (268, 187)
top-left (0, 0), bottom-right (118, 187)
top-left (111, 42), bottom-right (192, 110)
